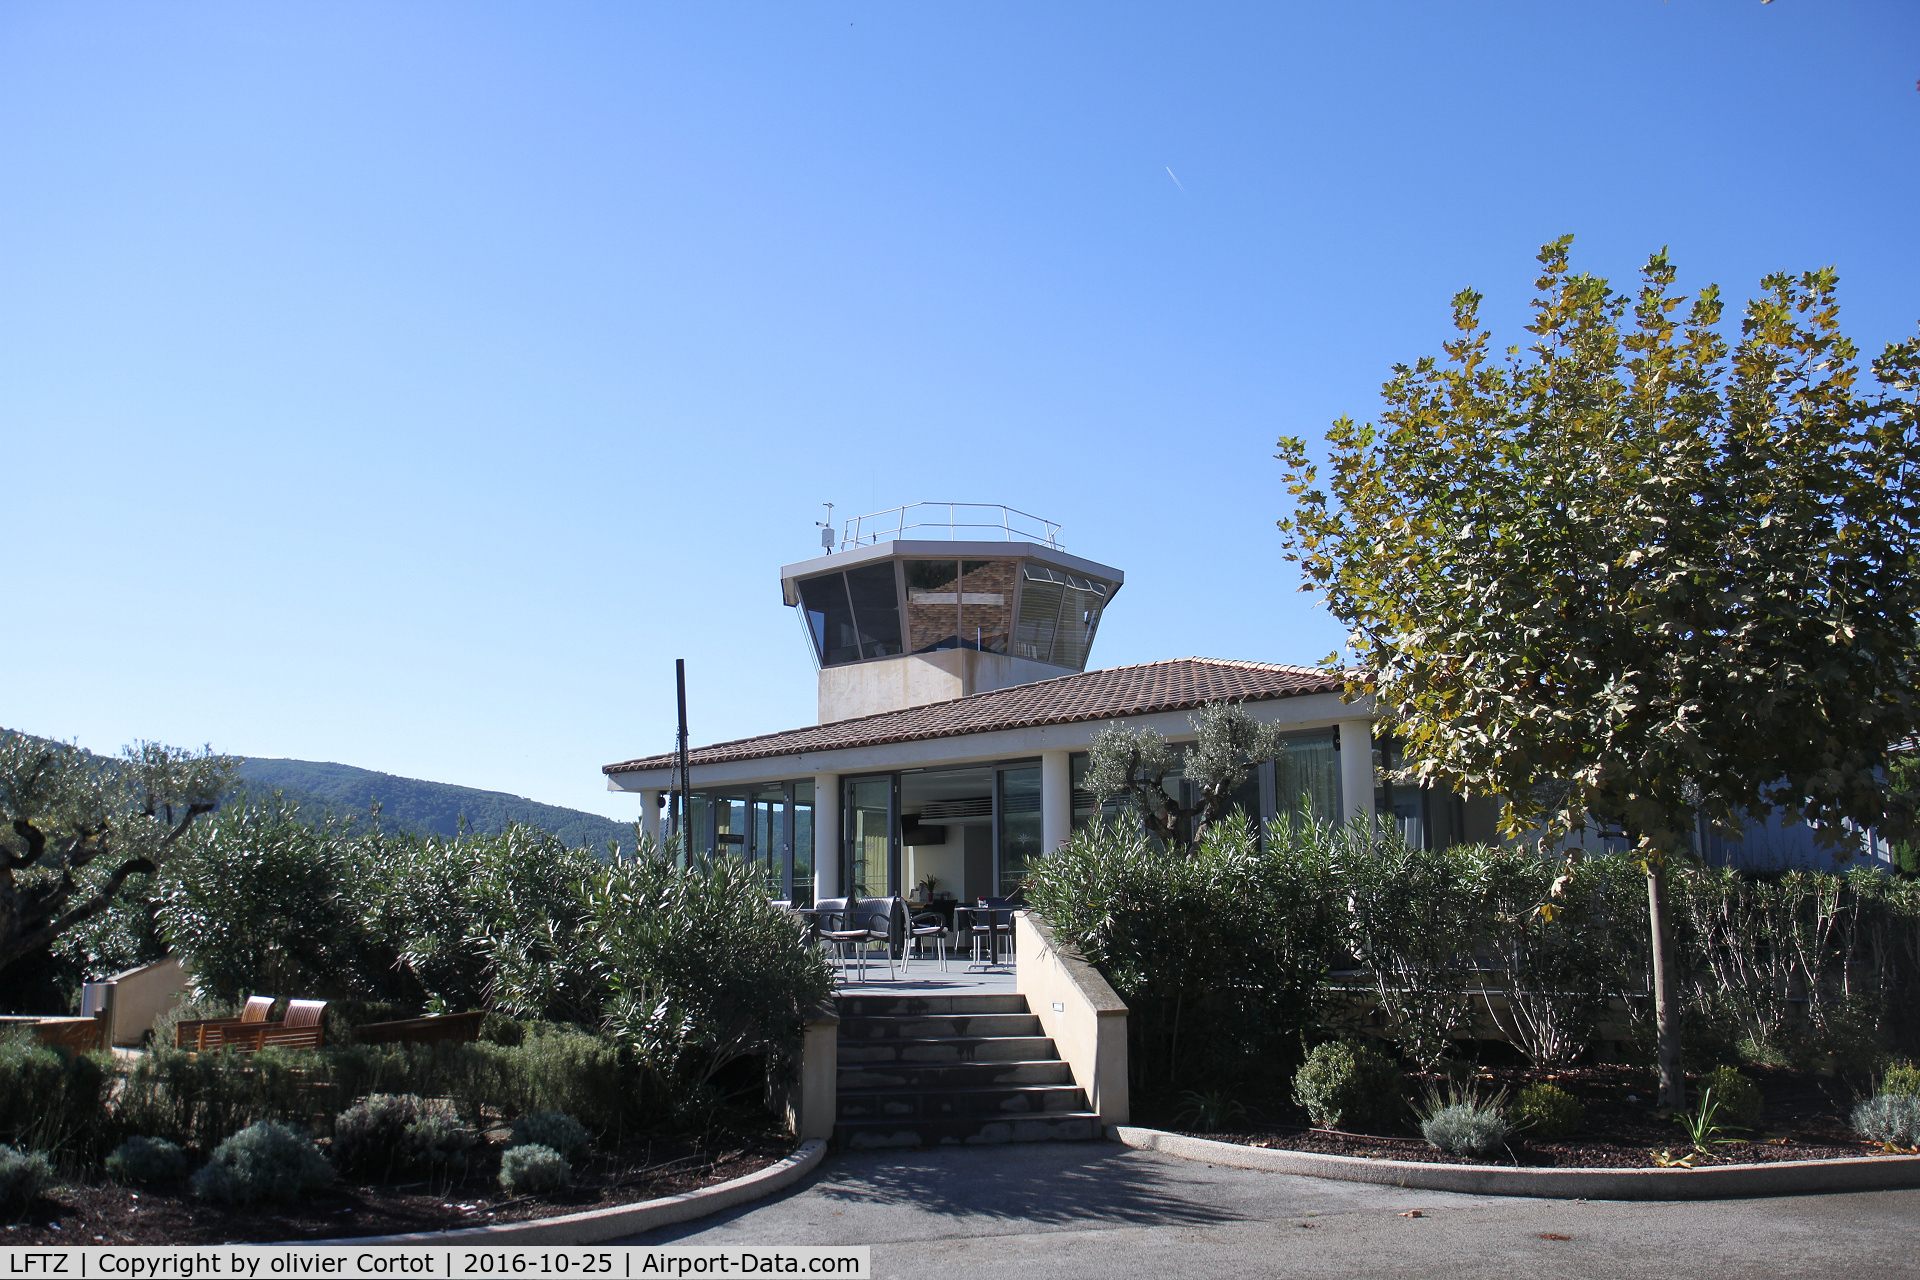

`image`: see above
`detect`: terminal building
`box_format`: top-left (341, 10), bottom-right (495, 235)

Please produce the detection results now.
top-left (604, 504), bottom-right (1902, 895)
top-left (600, 504), bottom-right (1498, 904)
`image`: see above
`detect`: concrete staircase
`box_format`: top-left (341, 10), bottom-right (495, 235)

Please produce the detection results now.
top-left (832, 992), bottom-right (1100, 1148)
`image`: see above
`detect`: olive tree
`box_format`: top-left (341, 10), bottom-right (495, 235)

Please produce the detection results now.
top-left (1084, 700), bottom-right (1288, 853)
top-left (0, 734), bottom-right (236, 978)
top-left (1276, 237), bottom-right (1920, 1105)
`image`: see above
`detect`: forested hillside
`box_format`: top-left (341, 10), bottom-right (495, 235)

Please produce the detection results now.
top-left (0, 729), bottom-right (632, 853)
top-left (233, 757), bottom-right (634, 852)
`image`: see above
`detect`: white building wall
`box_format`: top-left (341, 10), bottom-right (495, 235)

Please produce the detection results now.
top-left (813, 772), bottom-right (841, 898)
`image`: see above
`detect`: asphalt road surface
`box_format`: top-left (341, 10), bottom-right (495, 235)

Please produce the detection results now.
top-left (614, 1140), bottom-right (1919, 1279)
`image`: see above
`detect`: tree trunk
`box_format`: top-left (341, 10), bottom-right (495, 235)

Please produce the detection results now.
top-left (1645, 858), bottom-right (1686, 1109)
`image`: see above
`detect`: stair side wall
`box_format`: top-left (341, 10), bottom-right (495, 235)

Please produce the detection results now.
top-left (790, 1006), bottom-right (840, 1140)
top-left (1015, 911), bottom-right (1130, 1127)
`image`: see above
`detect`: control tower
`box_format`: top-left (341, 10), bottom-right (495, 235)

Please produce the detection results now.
top-left (782, 504), bottom-right (1126, 723)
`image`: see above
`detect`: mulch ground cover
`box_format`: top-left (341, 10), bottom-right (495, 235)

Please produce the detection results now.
top-left (1163, 1064), bottom-right (1888, 1169)
top-left (3, 1125), bottom-right (793, 1245)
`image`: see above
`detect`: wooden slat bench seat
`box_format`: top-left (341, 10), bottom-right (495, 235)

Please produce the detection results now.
top-left (0, 1014), bottom-right (110, 1054)
top-left (174, 995), bottom-right (278, 1051)
top-left (175, 998), bottom-right (327, 1054)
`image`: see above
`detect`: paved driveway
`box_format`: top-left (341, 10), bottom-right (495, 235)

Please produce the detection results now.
top-left (616, 1141), bottom-right (1919, 1279)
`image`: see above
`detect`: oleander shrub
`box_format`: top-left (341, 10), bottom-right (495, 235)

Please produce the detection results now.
top-left (157, 802), bottom-right (403, 1003)
top-left (1511, 1083), bottom-right (1583, 1140)
top-left (1292, 1041), bottom-right (1405, 1133)
top-left (509, 1111), bottom-right (590, 1161)
top-left (1026, 814), bottom-right (1339, 1100)
top-left (584, 852), bottom-right (836, 1120)
top-left (1698, 1066), bottom-right (1763, 1130)
top-left (1337, 837), bottom-right (1489, 1072)
top-left (0, 1145), bottom-right (54, 1212)
top-left (105, 1136), bottom-right (189, 1185)
top-left (1416, 1084), bottom-right (1510, 1158)
top-left (1881, 1061), bottom-right (1920, 1099)
top-left (497, 1144), bottom-right (570, 1196)
top-left (1852, 1094), bottom-right (1920, 1146)
top-left (190, 1121), bottom-right (334, 1205)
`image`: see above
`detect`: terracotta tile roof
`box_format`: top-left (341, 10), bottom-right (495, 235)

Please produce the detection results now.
top-left (602, 657), bottom-right (1344, 776)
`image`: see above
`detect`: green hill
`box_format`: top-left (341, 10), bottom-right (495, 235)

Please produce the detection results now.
top-left (233, 757), bottom-right (635, 852)
top-left (0, 728), bottom-right (633, 853)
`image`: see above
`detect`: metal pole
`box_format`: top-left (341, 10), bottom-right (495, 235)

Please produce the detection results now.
top-left (676, 658), bottom-right (693, 865)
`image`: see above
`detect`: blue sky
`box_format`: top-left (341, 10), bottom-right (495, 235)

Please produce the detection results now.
top-left (3, 2), bottom-right (1915, 821)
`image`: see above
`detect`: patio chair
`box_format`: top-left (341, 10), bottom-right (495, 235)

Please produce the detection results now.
top-left (907, 910), bottom-right (949, 972)
top-left (967, 897), bottom-right (1018, 969)
top-left (821, 897), bottom-right (899, 983)
top-left (809, 896), bottom-right (848, 949)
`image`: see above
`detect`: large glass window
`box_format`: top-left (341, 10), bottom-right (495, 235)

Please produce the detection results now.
top-left (959, 559), bottom-right (1013, 654)
top-left (904, 558), bottom-right (1016, 656)
top-left (1070, 752), bottom-right (1129, 831)
top-left (683, 793), bottom-right (711, 868)
top-left (846, 776), bottom-right (893, 899)
top-left (905, 560), bottom-right (963, 653)
top-left (998, 766), bottom-right (1041, 898)
top-left (750, 788), bottom-right (783, 897)
top-left (1274, 733), bottom-right (1341, 830)
top-left (680, 780), bottom-right (818, 903)
top-left (799, 574), bottom-right (862, 666)
top-left (1372, 738), bottom-right (1464, 851)
top-left (1014, 565), bottom-right (1111, 669)
top-left (792, 781), bottom-right (815, 904)
top-left (714, 796), bottom-right (747, 854)
top-left (846, 563), bottom-right (904, 660)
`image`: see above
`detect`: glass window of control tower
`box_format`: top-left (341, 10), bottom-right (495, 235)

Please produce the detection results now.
top-left (1015, 565), bottom-right (1111, 668)
top-left (798, 564), bottom-right (904, 666)
top-left (905, 559), bottom-right (1015, 655)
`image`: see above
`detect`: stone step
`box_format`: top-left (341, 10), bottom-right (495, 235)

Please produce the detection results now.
top-left (834, 993), bottom-right (1030, 1018)
top-left (836, 1084), bottom-right (1089, 1121)
top-left (838, 1013), bottom-right (1042, 1041)
top-left (836, 1036), bottom-right (1057, 1065)
top-left (836, 1060), bottom-right (1075, 1091)
top-left (834, 1112), bottom-right (1101, 1149)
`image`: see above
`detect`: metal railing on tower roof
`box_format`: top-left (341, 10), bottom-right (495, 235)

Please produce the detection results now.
top-left (836, 503), bottom-right (1064, 551)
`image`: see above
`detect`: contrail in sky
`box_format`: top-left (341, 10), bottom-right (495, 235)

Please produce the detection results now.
top-left (1165, 166), bottom-right (1186, 192)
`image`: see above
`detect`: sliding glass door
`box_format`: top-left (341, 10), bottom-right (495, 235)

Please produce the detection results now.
top-left (844, 775), bottom-right (897, 899)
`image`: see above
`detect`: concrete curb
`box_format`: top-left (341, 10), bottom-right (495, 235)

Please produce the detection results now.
top-left (291, 1139), bottom-right (828, 1245)
top-left (1111, 1126), bottom-right (1920, 1201)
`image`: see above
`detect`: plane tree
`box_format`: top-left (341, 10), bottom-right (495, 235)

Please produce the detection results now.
top-left (1276, 237), bottom-right (1920, 1106)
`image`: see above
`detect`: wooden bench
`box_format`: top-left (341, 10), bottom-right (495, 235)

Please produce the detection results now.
top-left (176, 998), bottom-right (327, 1053)
top-left (351, 1010), bottom-right (486, 1047)
top-left (174, 995), bottom-right (276, 1051)
top-left (0, 1014), bottom-right (110, 1054)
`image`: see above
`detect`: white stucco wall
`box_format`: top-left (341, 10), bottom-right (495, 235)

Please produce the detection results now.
top-left (817, 650), bottom-right (1077, 724)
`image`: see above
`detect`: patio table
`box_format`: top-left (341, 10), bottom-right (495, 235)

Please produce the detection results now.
top-left (954, 904), bottom-right (1015, 971)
